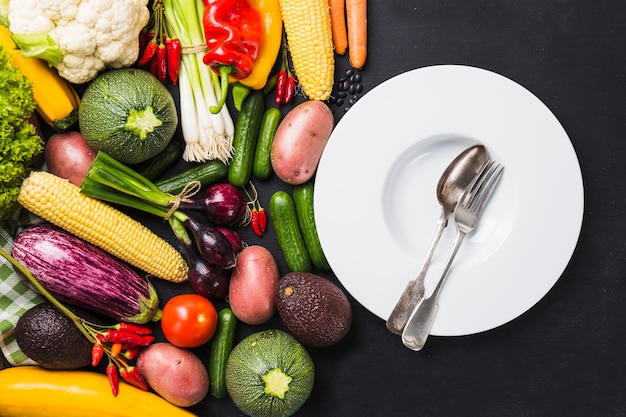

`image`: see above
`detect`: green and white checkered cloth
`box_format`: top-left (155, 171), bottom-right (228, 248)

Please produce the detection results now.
top-left (0, 212), bottom-right (45, 366)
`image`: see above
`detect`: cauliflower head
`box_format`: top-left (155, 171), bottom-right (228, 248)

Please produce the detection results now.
top-left (7, 0), bottom-right (150, 84)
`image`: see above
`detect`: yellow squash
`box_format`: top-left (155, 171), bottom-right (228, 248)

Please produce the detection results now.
top-left (0, 25), bottom-right (79, 131)
top-left (0, 367), bottom-right (198, 417)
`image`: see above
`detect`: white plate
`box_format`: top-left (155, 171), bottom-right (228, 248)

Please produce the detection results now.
top-left (315, 65), bottom-right (584, 336)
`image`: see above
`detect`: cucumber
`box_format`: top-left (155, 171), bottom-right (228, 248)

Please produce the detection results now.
top-left (253, 107), bottom-right (282, 181)
top-left (293, 181), bottom-right (330, 271)
top-left (269, 191), bottom-right (312, 273)
top-left (228, 91), bottom-right (265, 187)
top-left (208, 308), bottom-right (237, 399)
top-left (133, 138), bottom-right (183, 181)
top-left (154, 160), bottom-right (228, 194)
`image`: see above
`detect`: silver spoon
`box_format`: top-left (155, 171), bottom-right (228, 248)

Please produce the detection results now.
top-left (386, 144), bottom-right (488, 335)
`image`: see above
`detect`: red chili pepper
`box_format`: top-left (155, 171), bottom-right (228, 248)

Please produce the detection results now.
top-left (150, 51), bottom-right (158, 78)
top-left (138, 39), bottom-right (158, 66)
top-left (275, 69), bottom-right (287, 105)
top-left (91, 343), bottom-right (104, 367)
top-left (106, 364), bottom-right (119, 397)
top-left (106, 330), bottom-right (154, 347)
top-left (121, 347), bottom-right (142, 360)
top-left (250, 208), bottom-right (262, 237)
top-left (166, 38), bottom-right (181, 85)
top-left (120, 366), bottom-right (149, 391)
top-left (156, 43), bottom-right (167, 83)
top-left (258, 207), bottom-right (267, 232)
top-left (284, 75), bottom-right (296, 104)
top-left (139, 29), bottom-right (155, 54)
top-left (110, 342), bottom-right (123, 358)
top-left (117, 322), bottom-right (153, 336)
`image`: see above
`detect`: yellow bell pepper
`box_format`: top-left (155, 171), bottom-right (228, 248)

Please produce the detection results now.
top-left (234, 0), bottom-right (283, 89)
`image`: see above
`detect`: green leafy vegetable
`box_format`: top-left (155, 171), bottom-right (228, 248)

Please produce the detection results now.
top-left (0, 46), bottom-right (43, 223)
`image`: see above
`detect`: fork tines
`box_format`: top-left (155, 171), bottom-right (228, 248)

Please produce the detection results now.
top-left (459, 160), bottom-right (505, 213)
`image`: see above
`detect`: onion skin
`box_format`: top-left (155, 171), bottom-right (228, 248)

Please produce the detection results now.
top-left (180, 183), bottom-right (247, 225)
top-left (183, 242), bottom-right (230, 299)
top-left (184, 215), bottom-right (236, 269)
top-left (216, 226), bottom-right (243, 254)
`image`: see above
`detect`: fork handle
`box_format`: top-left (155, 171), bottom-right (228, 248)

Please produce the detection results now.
top-left (401, 230), bottom-right (467, 350)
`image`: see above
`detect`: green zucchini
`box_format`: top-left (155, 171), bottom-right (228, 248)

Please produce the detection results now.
top-left (154, 160), bottom-right (228, 194)
top-left (269, 191), bottom-right (312, 273)
top-left (208, 308), bottom-right (237, 399)
top-left (133, 138), bottom-right (183, 181)
top-left (253, 107), bottom-right (282, 181)
top-left (228, 91), bottom-right (265, 187)
top-left (293, 181), bottom-right (330, 271)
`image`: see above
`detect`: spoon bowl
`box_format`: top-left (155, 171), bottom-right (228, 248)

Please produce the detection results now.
top-left (437, 144), bottom-right (489, 223)
top-left (385, 143), bottom-right (488, 335)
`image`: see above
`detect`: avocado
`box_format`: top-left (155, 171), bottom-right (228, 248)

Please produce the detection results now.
top-left (275, 272), bottom-right (352, 348)
top-left (15, 302), bottom-right (98, 369)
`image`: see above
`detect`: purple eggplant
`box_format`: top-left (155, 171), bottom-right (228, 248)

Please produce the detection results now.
top-left (11, 224), bottom-right (161, 324)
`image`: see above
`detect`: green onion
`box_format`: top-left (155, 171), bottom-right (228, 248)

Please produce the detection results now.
top-left (162, 0), bottom-right (235, 163)
top-left (80, 151), bottom-right (189, 225)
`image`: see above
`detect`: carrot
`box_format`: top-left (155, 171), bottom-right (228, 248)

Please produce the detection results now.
top-left (329, 0), bottom-right (348, 55)
top-left (346, 0), bottom-right (367, 69)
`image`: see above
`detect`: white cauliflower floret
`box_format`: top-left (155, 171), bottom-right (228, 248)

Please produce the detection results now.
top-left (56, 53), bottom-right (105, 84)
top-left (7, 0), bottom-right (150, 84)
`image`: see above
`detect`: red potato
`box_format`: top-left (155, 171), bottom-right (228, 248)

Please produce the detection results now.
top-left (136, 342), bottom-right (209, 407)
top-left (229, 245), bottom-right (280, 325)
top-left (44, 131), bottom-right (97, 185)
top-left (270, 100), bottom-right (334, 185)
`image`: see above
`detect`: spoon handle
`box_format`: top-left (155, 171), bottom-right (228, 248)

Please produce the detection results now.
top-left (401, 230), bottom-right (467, 350)
top-left (386, 211), bottom-right (448, 335)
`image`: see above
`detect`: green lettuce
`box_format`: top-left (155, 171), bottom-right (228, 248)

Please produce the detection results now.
top-left (0, 46), bottom-right (43, 224)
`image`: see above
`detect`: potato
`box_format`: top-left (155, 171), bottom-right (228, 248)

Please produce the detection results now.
top-left (270, 100), bottom-right (334, 184)
top-left (136, 342), bottom-right (209, 407)
top-left (229, 245), bottom-right (279, 325)
top-left (45, 131), bottom-right (96, 185)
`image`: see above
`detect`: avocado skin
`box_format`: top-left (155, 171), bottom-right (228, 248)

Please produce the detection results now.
top-left (15, 302), bottom-right (99, 369)
top-left (275, 272), bottom-right (352, 348)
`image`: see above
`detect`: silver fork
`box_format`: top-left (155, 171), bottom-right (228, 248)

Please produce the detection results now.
top-left (401, 160), bottom-right (505, 351)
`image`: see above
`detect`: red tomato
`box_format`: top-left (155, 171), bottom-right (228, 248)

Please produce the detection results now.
top-left (161, 294), bottom-right (218, 348)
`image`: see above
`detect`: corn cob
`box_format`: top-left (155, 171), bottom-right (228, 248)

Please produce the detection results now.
top-left (0, 25), bottom-right (80, 131)
top-left (279, 0), bottom-right (335, 100)
top-left (17, 171), bottom-right (188, 283)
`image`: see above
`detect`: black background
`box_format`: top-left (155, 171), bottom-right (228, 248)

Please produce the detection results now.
top-left (5, 1), bottom-right (626, 416)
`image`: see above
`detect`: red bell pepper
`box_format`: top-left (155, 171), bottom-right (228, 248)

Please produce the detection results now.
top-left (202, 0), bottom-right (263, 113)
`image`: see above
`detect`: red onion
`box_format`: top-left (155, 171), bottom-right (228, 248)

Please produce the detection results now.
top-left (184, 214), bottom-right (236, 268)
top-left (180, 183), bottom-right (248, 225)
top-left (216, 226), bottom-right (243, 254)
top-left (178, 235), bottom-right (230, 299)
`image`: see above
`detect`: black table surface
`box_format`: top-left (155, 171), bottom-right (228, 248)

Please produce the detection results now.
top-left (5, 1), bottom-right (626, 416)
